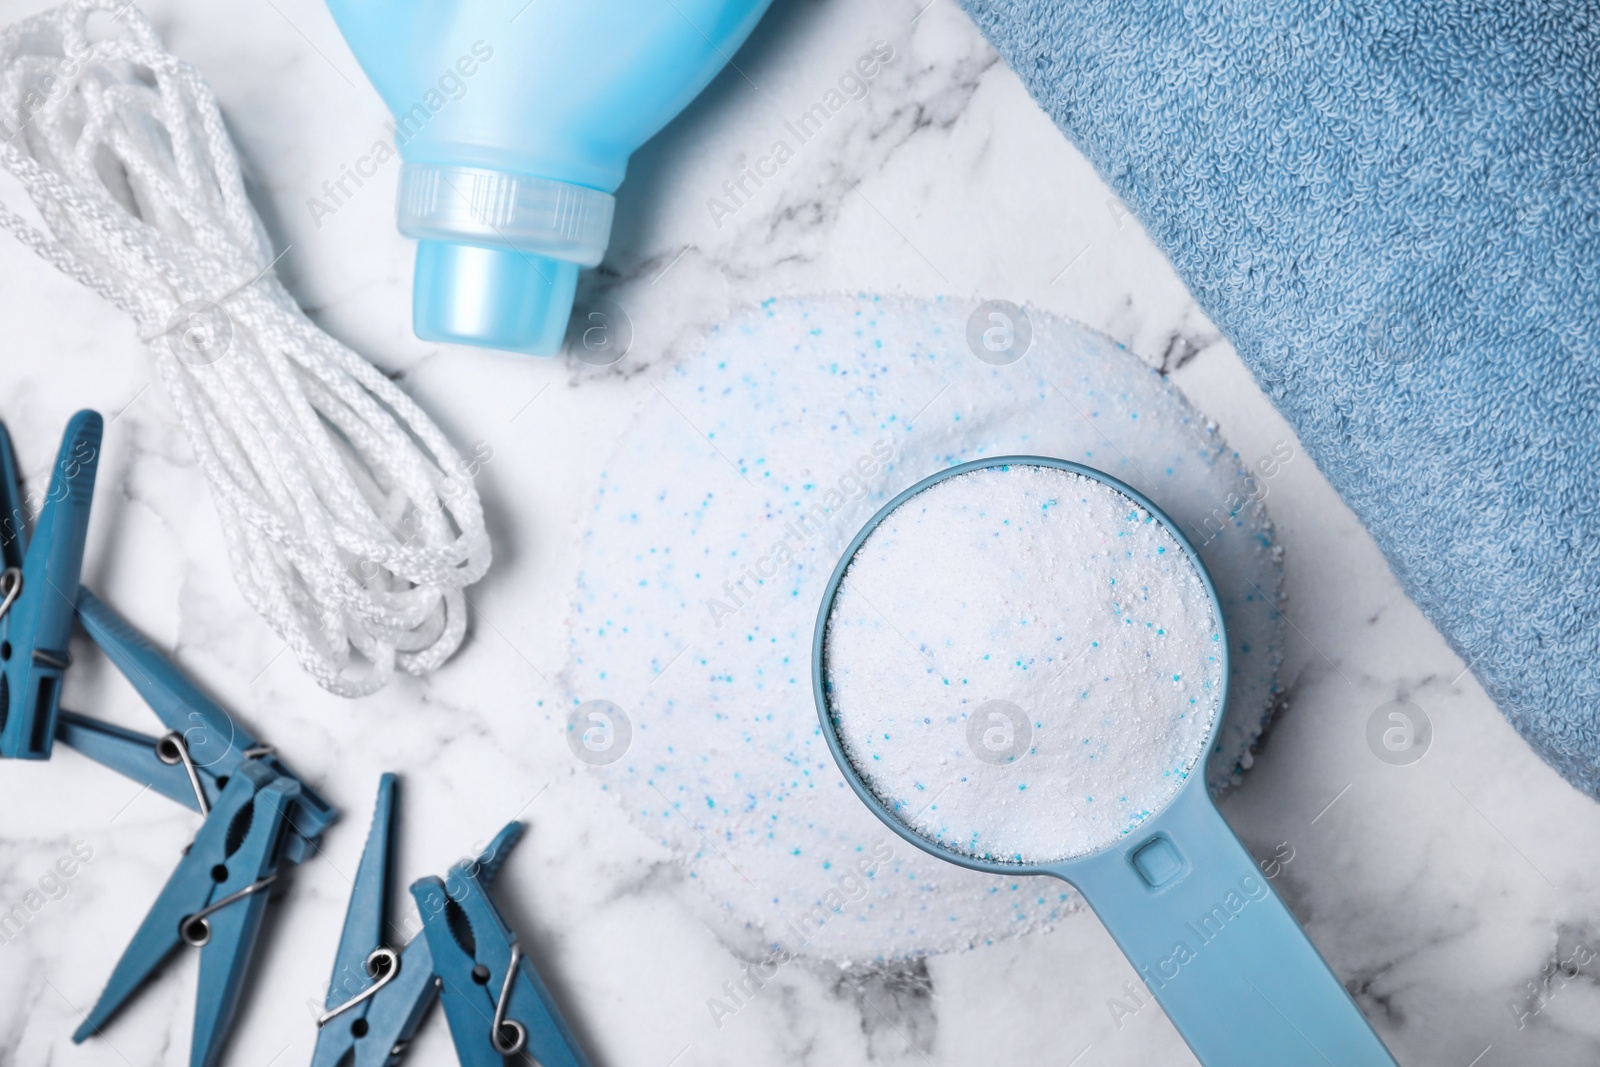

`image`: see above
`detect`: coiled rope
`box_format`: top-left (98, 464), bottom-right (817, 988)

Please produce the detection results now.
top-left (0, 0), bottom-right (492, 695)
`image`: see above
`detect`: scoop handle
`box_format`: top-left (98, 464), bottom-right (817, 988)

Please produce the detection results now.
top-left (1057, 784), bottom-right (1398, 1066)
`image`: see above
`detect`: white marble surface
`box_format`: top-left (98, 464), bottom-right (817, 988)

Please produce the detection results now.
top-left (2, 0), bottom-right (1599, 1065)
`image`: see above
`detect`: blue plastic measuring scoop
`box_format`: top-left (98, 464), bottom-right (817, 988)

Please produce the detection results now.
top-left (812, 457), bottom-right (1398, 1067)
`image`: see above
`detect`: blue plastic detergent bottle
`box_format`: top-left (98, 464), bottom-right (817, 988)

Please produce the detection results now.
top-left (325, 0), bottom-right (774, 355)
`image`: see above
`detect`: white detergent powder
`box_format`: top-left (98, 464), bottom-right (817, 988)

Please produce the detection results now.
top-left (561, 295), bottom-right (1285, 960)
top-left (824, 465), bottom-right (1223, 865)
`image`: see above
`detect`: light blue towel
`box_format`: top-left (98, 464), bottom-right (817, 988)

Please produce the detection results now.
top-left (959, 0), bottom-right (1600, 796)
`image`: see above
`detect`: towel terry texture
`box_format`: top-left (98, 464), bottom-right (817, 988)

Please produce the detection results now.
top-left (958, 0), bottom-right (1600, 796)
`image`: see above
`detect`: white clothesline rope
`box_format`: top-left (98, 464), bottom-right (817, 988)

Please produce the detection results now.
top-left (0, 0), bottom-right (492, 696)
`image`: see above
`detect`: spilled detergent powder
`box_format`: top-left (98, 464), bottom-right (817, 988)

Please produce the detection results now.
top-left (824, 464), bottom-right (1224, 865)
top-left (562, 294), bottom-right (1285, 961)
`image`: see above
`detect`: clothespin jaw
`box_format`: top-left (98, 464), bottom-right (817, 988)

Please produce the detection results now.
top-left (74, 759), bottom-right (301, 1067)
top-left (313, 787), bottom-right (527, 1067)
top-left (75, 587), bottom-right (337, 860)
top-left (470, 821), bottom-right (525, 889)
top-left (411, 827), bottom-right (591, 1067)
top-left (0, 411), bottom-right (102, 759)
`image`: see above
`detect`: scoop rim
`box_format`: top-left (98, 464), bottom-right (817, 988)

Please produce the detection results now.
top-left (810, 455), bottom-right (1232, 875)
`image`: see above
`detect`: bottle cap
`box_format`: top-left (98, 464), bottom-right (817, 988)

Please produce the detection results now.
top-left (413, 241), bottom-right (579, 356)
top-left (399, 163), bottom-right (612, 355)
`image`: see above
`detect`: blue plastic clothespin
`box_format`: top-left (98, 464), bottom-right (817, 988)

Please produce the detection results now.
top-left (57, 587), bottom-right (336, 863)
top-left (413, 850), bottom-right (592, 1067)
top-left (74, 758), bottom-right (303, 1067)
top-left (313, 773), bottom-right (416, 1067)
top-left (0, 415), bottom-right (333, 848)
top-left (311, 775), bottom-right (527, 1067)
top-left (0, 411), bottom-right (102, 759)
top-left (0, 412), bottom-right (332, 856)
top-left (312, 775), bottom-right (589, 1067)
top-left (0, 414), bottom-right (338, 1062)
